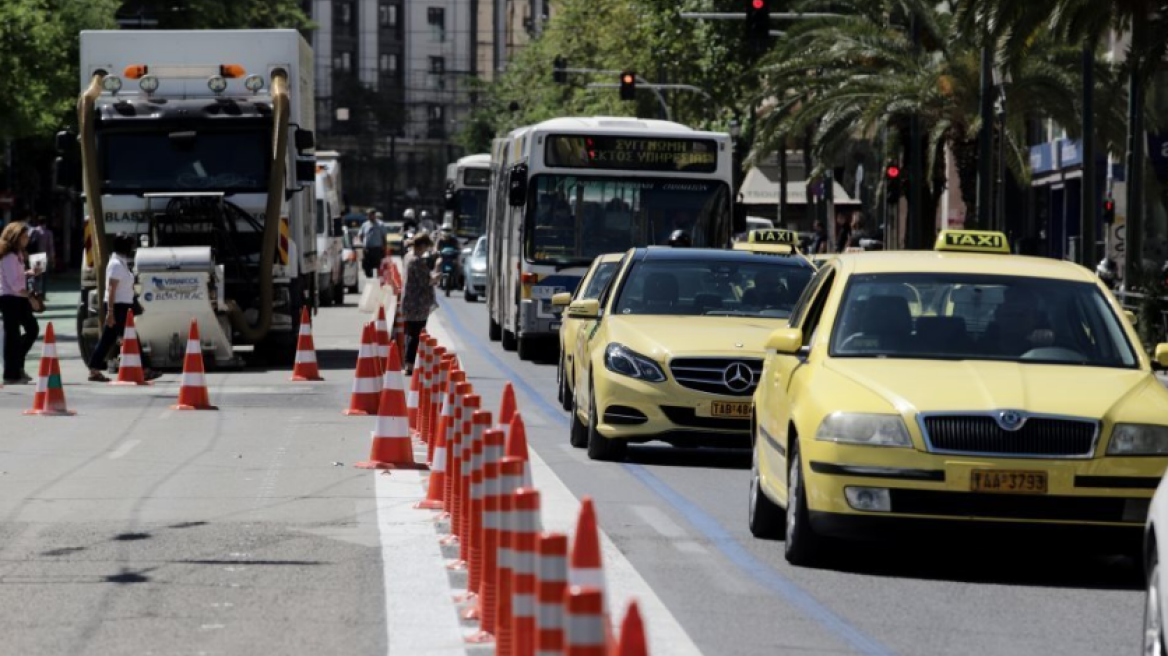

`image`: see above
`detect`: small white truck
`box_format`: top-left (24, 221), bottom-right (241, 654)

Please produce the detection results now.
top-left (314, 151), bottom-right (346, 306)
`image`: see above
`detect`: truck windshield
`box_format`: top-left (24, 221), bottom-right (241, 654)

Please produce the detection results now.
top-left (99, 128), bottom-right (270, 193)
top-left (524, 175), bottom-right (730, 267)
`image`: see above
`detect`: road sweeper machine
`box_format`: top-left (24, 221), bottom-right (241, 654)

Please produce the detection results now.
top-left (75, 29), bottom-right (318, 368)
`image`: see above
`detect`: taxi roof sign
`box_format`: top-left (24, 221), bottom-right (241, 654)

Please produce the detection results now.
top-left (748, 229), bottom-right (798, 245)
top-left (934, 230), bottom-right (1010, 254)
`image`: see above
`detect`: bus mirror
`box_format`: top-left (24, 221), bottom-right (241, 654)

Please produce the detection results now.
top-left (509, 163), bottom-right (528, 207)
top-left (732, 202), bottom-right (747, 236)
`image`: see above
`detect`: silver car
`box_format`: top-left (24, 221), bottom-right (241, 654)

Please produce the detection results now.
top-left (461, 235), bottom-right (487, 302)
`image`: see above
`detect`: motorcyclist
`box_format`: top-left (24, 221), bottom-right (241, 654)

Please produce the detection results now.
top-left (668, 229), bottom-right (692, 248)
top-left (419, 210), bottom-right (438, 234)
top-left (435, 224), bottom-right (462, 292)
top-left (402, 208), bottom-right (418, 233)
top-left (1096, 257), bottom-right (1118, 289)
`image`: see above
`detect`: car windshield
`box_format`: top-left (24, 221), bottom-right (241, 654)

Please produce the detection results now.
top-left (829, 273), bottom-right (1138, 368)
top-left (612, 257), bottom-right (813, 318)
top-left (472, 237), bottom-right (487, 258)
top-left (525, 174), bottom-right (730, 267)
top-left (580, 261), bottom-right (620, 300)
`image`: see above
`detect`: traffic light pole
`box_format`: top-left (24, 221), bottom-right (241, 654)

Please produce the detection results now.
top-left (561, 68), bottom-right (673, 120)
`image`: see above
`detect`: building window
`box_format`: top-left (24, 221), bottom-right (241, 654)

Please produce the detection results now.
top-left (380, 53), bottom-right (397, 75)
top-left (335, 51), bottom-right (352, 72)
top-left (427, 7), bottom-right (445, 42)
top-left (429, 56), bottom-right (445, 75)
top-left (337, 1), bottom-right (353, 25)
top-left (379, 3), bottom-right (397, 28)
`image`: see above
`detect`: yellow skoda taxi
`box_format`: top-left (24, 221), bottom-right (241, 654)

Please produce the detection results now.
top-left (748, 230), bottom-right (1168, 565)
top-left (552, 252), bottom-right (626, 411)
top-left (568, 246), bottom-right (816, 461)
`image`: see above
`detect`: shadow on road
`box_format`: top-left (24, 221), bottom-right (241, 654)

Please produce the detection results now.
top-left (625, 445), bottom-right (751, 471)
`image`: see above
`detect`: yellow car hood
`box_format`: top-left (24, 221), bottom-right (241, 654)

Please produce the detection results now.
top-left (824, 358), bottom-right (1155, 419)
top-left (607, 315), bottom-right (786, 358)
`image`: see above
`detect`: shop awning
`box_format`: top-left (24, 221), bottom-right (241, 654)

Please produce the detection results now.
top-left (739, 165), bottom-right (861, 206)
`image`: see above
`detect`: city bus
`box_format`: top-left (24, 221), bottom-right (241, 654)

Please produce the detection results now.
top-left (444, 153), bottom-right (491, 241)
top-left (485, 117), bottom-right (735, 360)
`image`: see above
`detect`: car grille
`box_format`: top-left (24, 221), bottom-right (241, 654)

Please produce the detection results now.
top-left (668, 358), bottom-right (763, 397)
top-left (921, 415), bottom-right (1099, 458)
top-left (660, 406), bottom-right (750, 432)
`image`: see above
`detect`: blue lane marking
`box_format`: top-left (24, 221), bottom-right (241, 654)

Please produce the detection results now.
top-left (435, 297), bottom-right (899, 656)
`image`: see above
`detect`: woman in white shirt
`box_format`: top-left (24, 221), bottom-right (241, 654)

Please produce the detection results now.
top-left (87, 234), bottom-right (157, 382)
top-left (0, 222), bottom-right (39, 384)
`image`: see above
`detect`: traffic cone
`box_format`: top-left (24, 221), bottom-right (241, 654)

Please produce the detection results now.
top-left (356, 343), bottom-right (426, 470)
top-left (406, 337), bottom-right (430, 438)
top-left (343, 323), bottom-right (381, 416)
top-left (431, 369), bottom-right (466, 465)
top-left (440, 384), bottom-right (473, 545)
top-left (569, 498), bottom-right (605, 595)
top-left (534, 532), bottom-right (569, 656)
top-left (456, 394), bottom-right (483, 564)
top-left (615, 602), bottom-right (648, 656)
top-left (392, 297), bottom-right (406, 356)
top-left (111, 310), bottom-right (150, 386)
top-left (462, 410), bottom-right (495, 616)
top-left (498, 382), bottom-right (518, 430)
top-left (494, 456), bottom-right (527, 656)
top-left (24, 323), bottom-right (75, 416)
top-left (290, 306), bottom-right (324, 381)
top-left (417, 337), bottom-right (436, 442)
top-left (415, 399), bottom-right (450, 510)
top-left (511, 487), bottom-right (543, 656)
top-left (465, 426), bottom-right (509, 642)
top-left (506, 413), bottom-right (532, 482)
top-left (170, 319), bottom-right (216, 411)
top-left (430, 351), bottom-right (455, 444)
top-left (564, 587), bottom-right (607, 656)
top-left (422, 343), bottom-right (447, 442)
top-left (374, 307), bottom-right (390, 374)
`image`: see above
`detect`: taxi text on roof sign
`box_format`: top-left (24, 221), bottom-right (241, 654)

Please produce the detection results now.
top-left (934, 230), bottom-right (1010, 254)
top-left (748, 229), bottom-right (798, 245)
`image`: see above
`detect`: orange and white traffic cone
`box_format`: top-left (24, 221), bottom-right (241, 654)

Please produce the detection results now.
top-left (415, 404), bottom-right (450, 510)
top-left (406, 337), bottom-right (430, 439)
top-left (374, 306), bottom-right (391, 372)
top-left (431, 369), bottom-right (466, 465)
top-left (392, 298), bottom-right (406, 356)
top-left (343, 323), bottom-right (381, 416)
top-left (111, 310), bottom-right (150, 386)
top-left (24, 323), bottom-right (75, 416)
top-left (494, 456), bottom-right (527, 656)
top-left (511, 487), bottom-right (543, 656)
top-left (569, 497), bottom-right (605, 597)
top-left (171, 319), bottom-right (217, 411)
top-left (615, 601), bottom-right (648, 656)
top-left (466, 426), bottom-right (509, 642)
top-left (563, 587), bottom-right (607, 656)
top-left (456, 394), bottom-right (483, 564)
top-left (535, 532), bottom-right (570, 656)
top-left (462, 409), bottom-right (495, 614)
top-left (498, 382), bottom-right (518, 430)
top-left (355, 343), bottom-right (426, 470)
top-left (290, 306), bottom-right (324, 381)
top-left (506, 413), bottom-right (532, 480)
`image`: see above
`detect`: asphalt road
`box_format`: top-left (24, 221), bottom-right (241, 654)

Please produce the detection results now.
top-left (0, 278), bottom-right (1148, 655)
top-left (437, 290), bottom-right (1146, 656)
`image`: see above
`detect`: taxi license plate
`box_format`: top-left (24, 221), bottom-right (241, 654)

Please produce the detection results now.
top-left (970, 470), bottom-right (1048, 494)
top-left (710, 401), bottom-right (751, 418)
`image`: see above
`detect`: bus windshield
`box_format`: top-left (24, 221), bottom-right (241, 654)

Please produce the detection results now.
top-left (525, 175), bottom-right (730, 267)
top-left (456, 189), bottom-right (489, 237)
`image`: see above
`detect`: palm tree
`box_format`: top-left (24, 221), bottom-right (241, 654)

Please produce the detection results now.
top-left (752, 0), bottom-right (1090, 246)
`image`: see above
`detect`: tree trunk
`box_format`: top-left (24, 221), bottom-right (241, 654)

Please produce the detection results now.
top-left (952, 140), bottom-right (979, 228)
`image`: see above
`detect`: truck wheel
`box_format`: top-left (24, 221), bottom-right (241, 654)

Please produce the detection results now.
top-left (488, 317), bottom-right (502, 341)
top-left (502, 328), bottom-right (517, 351)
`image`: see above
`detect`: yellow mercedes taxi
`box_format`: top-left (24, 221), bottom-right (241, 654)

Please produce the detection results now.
top-left (733, 229), bottom-right (815, 268)
top-left (567, 246), bottom-right (816, 460)
top-left (552, 252), bottom-right (626, 411)
top-left (748, 230), bottom-right (1168, 565)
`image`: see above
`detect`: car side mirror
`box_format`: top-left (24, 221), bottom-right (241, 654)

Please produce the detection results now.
top-left (1155, 344), bottom-right (1168, 369)
top-left (567, 298), bottom-right (600, 319)
top-left (766, 327), bottom-right (804, 355)
top-left (551, 292), bottom-right (572, 308)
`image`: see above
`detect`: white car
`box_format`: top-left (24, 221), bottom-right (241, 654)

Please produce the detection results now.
top-left (1146, 474), bottom-right (1168, 654)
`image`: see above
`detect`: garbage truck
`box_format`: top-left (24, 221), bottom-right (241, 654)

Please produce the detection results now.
top-left (73, 29), bottom-right (317, 368)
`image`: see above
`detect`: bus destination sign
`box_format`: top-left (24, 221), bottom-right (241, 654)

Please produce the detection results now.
top-left (545, 135), bottom-right (718, 173)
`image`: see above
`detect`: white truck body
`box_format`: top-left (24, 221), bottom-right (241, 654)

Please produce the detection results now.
top-left (314, 151), bottom-right (345, 305)
top-left (78, 30), bottom-right (315, 368)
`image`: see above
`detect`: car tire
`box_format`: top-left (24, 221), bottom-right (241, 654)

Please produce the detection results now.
top-left (465, 290), bottom-right (478, 303)
top-left (1146, 544), bottom-right (1167, 656)
top-left (570, 387), bottom-right (589, 449)
top-left (560, 362), bottom-right (574, 412)
top-left (489, 317), bottom-right (502, 341)
top-left (556, 357), bottom-right (565, 405)
top-left (748, 437), bottom-right (786, 539)
top-left (502, 328), bottom-right (518, 351)
top-left (784, 446), bottom-right (823, 566)
top-left (517, 335), bottom-right (537, 361)
top-left (586, 383), bottom-right (626, 462)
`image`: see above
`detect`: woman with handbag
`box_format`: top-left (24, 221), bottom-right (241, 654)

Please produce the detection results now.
top-left (0, 222), bottom-right (40, 385)
top-left (87, 234), bottom-right (159, 382)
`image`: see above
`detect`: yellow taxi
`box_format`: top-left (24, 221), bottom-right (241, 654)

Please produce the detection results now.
top-left (552, 252), bottom-right (626, 411)
top-left (733, 229), bottom-right (815, 268)
top-left (747, 230), bottom-right (1168, 565)
top-left (567, 246), bottom-right (816, 460)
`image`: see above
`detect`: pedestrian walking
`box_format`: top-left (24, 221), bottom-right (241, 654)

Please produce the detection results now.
top-left (0, 222), bottom-right (40, 384)
top-left (808, 220), bottom-right (828, 254)
top-left (86, 234), bottom-right (158, 382)
top-left (400, 231), bottom-right (437, 374)
top-left (833, 212), bottom-right (852, 253)
top-left (358, 210), bottom-right (387, 279)
top-left (27, 215), bottom-right (55, 270)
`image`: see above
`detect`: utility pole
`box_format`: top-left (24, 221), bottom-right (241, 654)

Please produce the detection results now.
top-left (1123, 16), bottom-right (1146, 287)
top-left (907, 16), bottom-right (924, 248)
top-left (1080, 44), bottom-right (1097, 267)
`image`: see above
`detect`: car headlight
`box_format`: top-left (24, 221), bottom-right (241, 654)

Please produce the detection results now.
top-left (604, 343), bottom-right (666, 383)
top-left (1107, 423), bottom-right (1168, 456)
top-left (471, 262), bottom-right (486, 272)
top-left (815, 413), bottom-right (912, 447)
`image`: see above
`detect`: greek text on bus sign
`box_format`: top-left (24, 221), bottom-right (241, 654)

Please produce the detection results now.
top-left (545, 135), bottom-right (718, 173)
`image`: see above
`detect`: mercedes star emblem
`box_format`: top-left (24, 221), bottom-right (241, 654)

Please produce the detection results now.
top-left (722, 362), bottom-right (754, 393)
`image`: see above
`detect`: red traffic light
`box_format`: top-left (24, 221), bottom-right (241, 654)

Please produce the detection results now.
top-left (886, 165), bottom-right (901, 179)
top-left (1104, 199), bottom-right (1115, 211)
top-left (621, 73), bottom-right (634, 84)
top-left (752, 0), bottom-right (766, 8)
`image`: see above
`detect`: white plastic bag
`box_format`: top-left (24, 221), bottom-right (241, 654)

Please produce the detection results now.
top-left (359, 279), bottom-right (382, 313)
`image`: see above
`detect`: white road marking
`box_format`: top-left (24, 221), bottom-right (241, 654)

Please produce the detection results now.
top-left (107, 440), bottom-right (141, 460)
top-left (674, 541), bottom-right (710, 555)
top-left (631, 504), bottom-right (689, 539)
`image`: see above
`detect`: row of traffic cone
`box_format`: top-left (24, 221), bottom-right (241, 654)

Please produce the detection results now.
top-left (390, 323), bottom-right (648, 655)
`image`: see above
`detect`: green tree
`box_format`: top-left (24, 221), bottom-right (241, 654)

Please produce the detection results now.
top-left (117, 0), bottom-right (313, 30)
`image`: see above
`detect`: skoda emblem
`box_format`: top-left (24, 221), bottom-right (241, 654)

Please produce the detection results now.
top-left (996, 410), bottom-right (1026, 432)
top-left (722, 362), bottom-right (754, 393)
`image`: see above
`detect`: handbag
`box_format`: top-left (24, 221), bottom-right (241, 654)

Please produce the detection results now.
top-left (28, 292), bottom-right (46, 314)
top-left (133, 295), bottom-right (145, 317)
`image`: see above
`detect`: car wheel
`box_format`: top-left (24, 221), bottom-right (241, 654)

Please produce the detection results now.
top-left (560, 363), bottom-right (574, 412)
top-left (517, 335), bottom-right (537, 361)
top-left (586, 383), bottom-right (626, 462)
top-left (784, 446), bottom-right (822, 566)
top-left (489, 317), bottom-right (502, 341)
top-left (1146, 546), bottom-right (1166, 656)
top-left (556, 358), bottom-right (565, 405)
top-left (748, 436), bottom-right (786, 539)
top-left (502, 328), bottom-right (518, 351)
top-left (465, 291), bottom-right (478, 302)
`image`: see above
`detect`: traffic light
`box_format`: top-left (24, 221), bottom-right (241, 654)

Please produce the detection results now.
top-left (1103, 195), bottom-right (1116, 224)
top-left (745, 0), bottom-right (771, 51)
top-left (885, 162), bottom-right (903, 201)
top-left (619, 71), bottom-right (636, 101)
top-left (553, 55), bottom-right (567, 84)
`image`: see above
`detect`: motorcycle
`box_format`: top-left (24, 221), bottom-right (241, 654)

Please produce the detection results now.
top-left (439, 246), bottom-right (460, 297)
